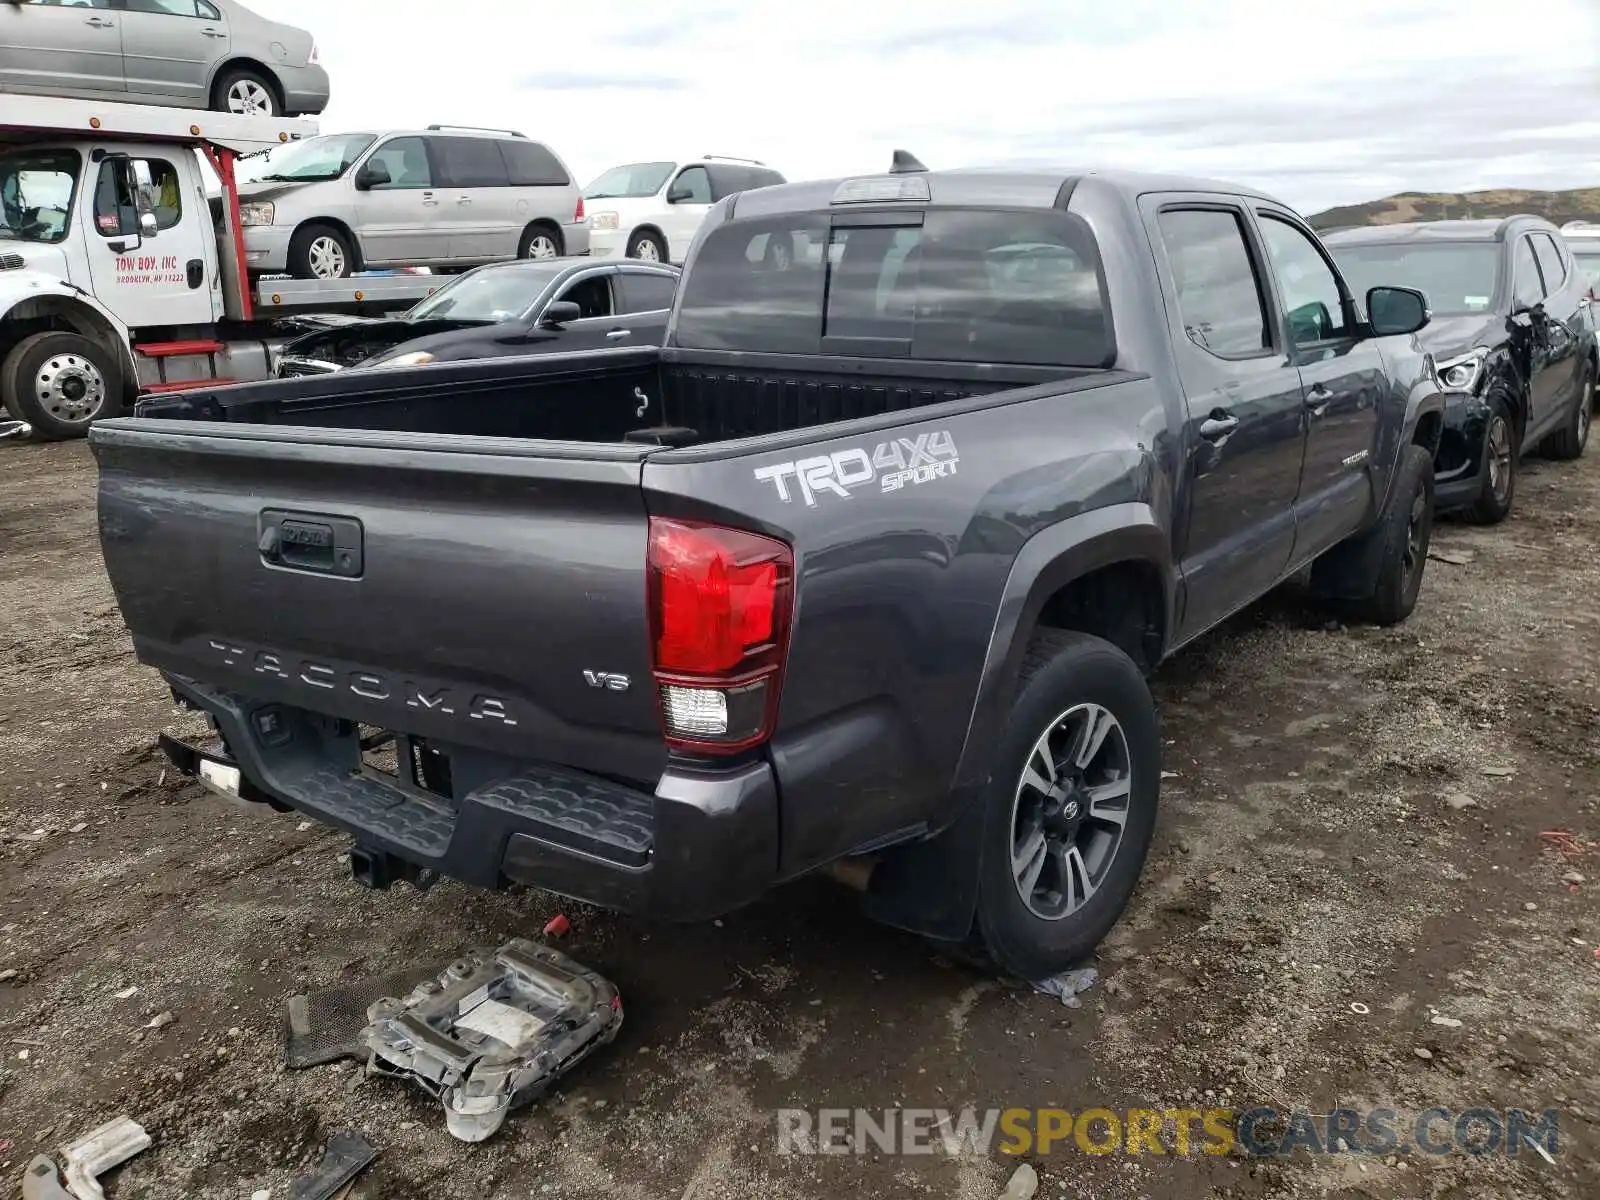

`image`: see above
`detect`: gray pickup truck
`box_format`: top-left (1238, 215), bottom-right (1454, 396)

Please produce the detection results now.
top-left (93, 160), bottom-right (1445, 978)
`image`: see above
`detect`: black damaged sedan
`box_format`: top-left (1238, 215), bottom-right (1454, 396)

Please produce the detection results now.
top-left (274, 258), bottom-right (681, 377)
top-left (1328, 218), bottom-right (1596, 524)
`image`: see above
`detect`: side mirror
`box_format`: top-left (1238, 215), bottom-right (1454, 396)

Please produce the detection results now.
top-left (109, 155), bottom-right (158, 241)
top-left (355, 162), bottom-right (391, 191)
top-left (1366, 286), bottom-right (1430, 336)
top-left (666, 184), bottom-right (694, 204)
top-left (539, 299), bottom-right (582, 329)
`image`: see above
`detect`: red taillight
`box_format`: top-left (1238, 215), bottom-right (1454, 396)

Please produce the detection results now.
top-left (647, 517), bottom-right (793, 754)
top-left (574, 195), bottom-right (585, 222)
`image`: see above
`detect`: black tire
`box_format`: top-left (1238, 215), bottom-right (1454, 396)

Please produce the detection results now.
top-left (626, 229), bottom-right (668, 263)
top-left (1467, 391), bottom-right (1517, 525)
top-left (1, 331), bottom-right (124, 441)
top-left (211, 66), bottom-right (280, 117)
top-left (287, 223), bottom-right (355, 280)
top-left (973, 630), bottom-right (1160, 980)
top-left (1340, 442), bottom-right (1435, 626)
top-left (1544, 359), bottom-right (1593, 461)
top-left (518, 224), bottom-right (564, 260)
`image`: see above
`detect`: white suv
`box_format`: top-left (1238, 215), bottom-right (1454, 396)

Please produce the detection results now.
top-left (583, 156), bottom-right (784, 264)
top-left (1562, 221), bottom-right (1600, 299)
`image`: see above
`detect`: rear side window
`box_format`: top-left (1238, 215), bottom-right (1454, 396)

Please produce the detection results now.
top-left (674, 209), bottom-right (1112, 366)
top-left (706, 165), bottom-right (783, 201)
top-left (501, 141), bottom-right (571, 188)
top-left (434, 137), bottom-right (510, 188)
top-left (1156, 208), bottom-right (1271, 356)
top-left (619, 270), bottom-right (677, 313)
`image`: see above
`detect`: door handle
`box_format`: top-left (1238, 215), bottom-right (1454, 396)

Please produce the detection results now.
top-left (456, 197), bottom-right (473, 206)
top-left (1199, 413), bottom-right (1239, 440)
top-left (201, 28), bottom-right (226, 38)
top-left (421, 192), bottom-right (439, 207)
top-left (1304, 384), bottom-right (1333, 416)
top-left (85, 16), bottom-right (115, 27)
top-left (605, 329), bottom-right (632, 339)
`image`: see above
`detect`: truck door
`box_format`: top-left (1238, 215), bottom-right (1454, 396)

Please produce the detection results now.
top-left (1145, 199), bottom-right (1306, 641)
top-left (0, 0), bottom-right (126, 96)
top-left (1527, 230), bottom-right (1583, 442)
top-left (117, 0), bottom-right (228, 107)
top-left (433, 136), bottom-right (518, 261)
top-left (83, 151), bottom-right (217, 329)
top-left (1252, 207), bottom-right (1389, 556)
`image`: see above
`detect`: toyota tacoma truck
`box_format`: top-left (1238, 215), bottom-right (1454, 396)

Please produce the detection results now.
top-left (92, 159), bottom-right (1446, 978)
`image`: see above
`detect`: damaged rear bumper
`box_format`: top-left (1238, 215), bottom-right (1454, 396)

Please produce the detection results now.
top-left (159, 674), bottom-right (779, 921)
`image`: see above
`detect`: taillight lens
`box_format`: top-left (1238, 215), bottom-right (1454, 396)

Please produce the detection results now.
top-left (308, 42), bottom-right (320, 65)
top-left (647, 517), bottom-right (793, 754)
top-left (574, 195), bottom-right (585, 223)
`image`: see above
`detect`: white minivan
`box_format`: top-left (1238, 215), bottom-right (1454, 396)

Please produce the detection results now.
top-left (583, 156), bottom-right (784, 264)
top-left (236, 125), bottom-right (590, 279)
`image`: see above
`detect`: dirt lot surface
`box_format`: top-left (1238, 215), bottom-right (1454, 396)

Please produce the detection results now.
top-left (1, 438), bottom-right (1597, 1200)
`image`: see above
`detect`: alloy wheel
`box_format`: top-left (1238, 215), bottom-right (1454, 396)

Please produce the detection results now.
top-left (526, 235), bottom-right (558, 260)
top-left (1008, 703), bottom-right (1133, 921)
top-left (227, 80), bottom-right (275, 116)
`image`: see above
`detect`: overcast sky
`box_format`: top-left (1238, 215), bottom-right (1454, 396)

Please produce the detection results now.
top-left (258, 0), bottom-right (1600, 214)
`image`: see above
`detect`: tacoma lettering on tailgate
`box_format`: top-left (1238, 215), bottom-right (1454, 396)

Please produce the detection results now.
top-left (208, 640), bottom-right (518, 726)
top-left (754, 431), bottom-right (960, 507)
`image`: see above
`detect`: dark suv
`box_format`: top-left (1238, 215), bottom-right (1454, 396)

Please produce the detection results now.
top-left (1327, 218), bottom-right (1596, 523)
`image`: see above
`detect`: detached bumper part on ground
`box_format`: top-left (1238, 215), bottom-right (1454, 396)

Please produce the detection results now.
top-left (359, 939), bottom-right (623, 1143)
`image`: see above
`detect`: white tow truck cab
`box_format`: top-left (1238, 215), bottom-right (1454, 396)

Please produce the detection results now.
top-left (0, 95), bottom-right (444, 441)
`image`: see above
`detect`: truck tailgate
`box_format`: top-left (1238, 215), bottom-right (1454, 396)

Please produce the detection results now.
top-left (93, 421), bottom-right (670, 785)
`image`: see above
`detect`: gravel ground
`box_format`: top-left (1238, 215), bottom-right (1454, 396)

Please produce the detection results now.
top-left (0, 438), bottom-right (1597, 1200)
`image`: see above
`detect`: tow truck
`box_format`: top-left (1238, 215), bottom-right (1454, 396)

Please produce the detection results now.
top-left (1, 96), bottom-right (446, 441)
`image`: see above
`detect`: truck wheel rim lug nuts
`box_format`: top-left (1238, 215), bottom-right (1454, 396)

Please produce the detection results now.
top-left (1009, 702), bottom-right (1132, 922)
top-left (36, 355), bottom-right (103, 422)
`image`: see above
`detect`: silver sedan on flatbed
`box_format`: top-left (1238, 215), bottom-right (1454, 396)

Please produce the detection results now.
top-left (0, 0), bottom-right (329, 117)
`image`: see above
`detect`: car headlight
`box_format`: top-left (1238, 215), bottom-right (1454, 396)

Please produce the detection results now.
top-left (366, 350), bottom-right (436, 370)
top-left (588, 210), bottom-right (619, 231)
top-left (238, 202), bottom-right (275, 227)
top-left (1434, 348), bottom-right (1487, 393)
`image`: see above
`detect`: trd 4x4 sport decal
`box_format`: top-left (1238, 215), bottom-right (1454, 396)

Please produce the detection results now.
top-left (754, 431), bottom-right (960, 507)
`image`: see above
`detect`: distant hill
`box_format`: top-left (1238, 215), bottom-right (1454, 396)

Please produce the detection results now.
top-left (1306, 188), bottom-right (1600, 231)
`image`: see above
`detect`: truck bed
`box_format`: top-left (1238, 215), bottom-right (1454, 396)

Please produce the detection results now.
top-left (133, 345), bottom-right (1099, 448)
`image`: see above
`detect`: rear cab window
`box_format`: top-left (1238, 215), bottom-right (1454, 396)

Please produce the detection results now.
top-left (673, 208), bottom-right (1113, 367)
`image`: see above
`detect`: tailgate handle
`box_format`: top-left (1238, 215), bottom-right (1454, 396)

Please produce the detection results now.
top-left (259, 510), bottom-right (364, 578)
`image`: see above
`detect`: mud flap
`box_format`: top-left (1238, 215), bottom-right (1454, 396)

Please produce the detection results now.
top-left (1308, 512), bottom-right (1389, 602)
top-left (861, 792), bottom-right (986, 944)
top-left (357, 939), bottom-right (622, 1143)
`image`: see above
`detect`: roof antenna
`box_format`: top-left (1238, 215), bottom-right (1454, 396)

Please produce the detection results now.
top-left (890, 149), bottom-right (928, 175)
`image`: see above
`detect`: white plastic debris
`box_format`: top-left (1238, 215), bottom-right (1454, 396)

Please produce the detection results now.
top-left (1031, 967), bottom-right (1098, 1008)
top-left (114, 987), bottom-right (138, 1001)
top-left (999, 1162), bottom-right (1039, 1199)
top-left (1430, 1016), bottom-right (1463, 1028)
top-left (1349, 1002), bottom-right (1371, 1015)
top-left (61, 1116), bottom-right (151, 1200)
